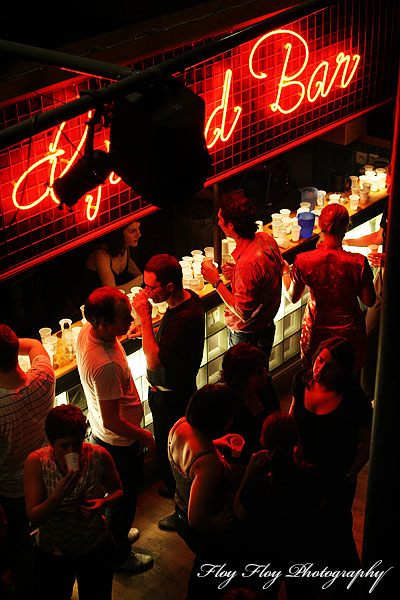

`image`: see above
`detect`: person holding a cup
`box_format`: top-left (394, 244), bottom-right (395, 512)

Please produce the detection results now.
top-left (282, 203), bottom-right (376, 370)
top-left (0, 325), bottom-right (55, 600)
top-left (201, 191), bottom-right (284, 365)
top-left (24, 404), bottom-right (123, 600)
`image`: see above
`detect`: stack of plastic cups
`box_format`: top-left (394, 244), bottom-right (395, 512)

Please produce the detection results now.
top-left (39, 327), bottom-right (52, 344)
top-left (316, 190), bottom-right (326, 206)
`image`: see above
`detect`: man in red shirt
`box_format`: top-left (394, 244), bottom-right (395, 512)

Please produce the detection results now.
top-left (202, 191), bottom-right (284, 363)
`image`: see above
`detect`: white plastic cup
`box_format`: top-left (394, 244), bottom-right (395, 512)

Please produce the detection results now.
top-left (279, 208), bottom-right (291, 218)
top-left (179, 260), bottom-right (191, 268)
top-left (365, 170), bottom-right (376, 178)
top-left (188, 278), bottom-right (200, 292)
top-left (291, 217), bottom-right (298, 227)
top-left (271, 213), bottom-right (282, 222)
top-left (369, 176), bottom-right (379, 192)
top-left (351, 186), bottom-right (360, 196)
top-left (300, 201), bottom-right (311, 210)
top-left (272, 220), bottom-right (282, 237)
top-left (329, 194), bottom-right (341, 204)
top-left (368, 244), bottom-right (379, 254)
top-left (359, 175), bottom-right (369, 188)
top-left (312, 209), bottom-right (321, 227)
top-left (256, 220), bottom-right (264, 232)
top-left (349, 194), bottom-right (359, 210)
top-left (317, 190), bottom-right (326, 206)
top-left (65, 452), bottom-right (79, 471)
top-left (182, 256), bottom-right (193, 263)
top-left (282, 217), bottom-right (292, 233)
top-left (191, 250), bottom-right (203, 256)
top-left (350, 175), bottom-right (358, 186)
top-left (230, 435), bottom-right (245, 458)
top-left (182, 268), bottom-right (193, 277)
top-left (364, 164), bottom-right (374, 172)
top-left (204, 247), bottom-right (214, 257)
top-left (277, 226), bottom-right (287, 244)
top-left (195, 274), bottom-right (205, 290)
top-left (39, 327), bottom-right (52, 342)
top-left (359, 189), bottom-right (369, 205)
top-left (291, 224), bottom-right (301, 241)
top-left (45, 336), bottom-right (58, 353)
top-left (192, 255), bottom-right (204, 263)
top-left (183, 277), bottom-right (192, 289)
top-left (221, 239), bottom-right (229, 255)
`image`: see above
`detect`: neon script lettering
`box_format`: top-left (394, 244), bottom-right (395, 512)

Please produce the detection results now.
top-left (205, 29), bottom-right (360, 145)
top-left (12, 112), bottom-right (119, 221)
top-left (12, 30), bottom-right (361, 215)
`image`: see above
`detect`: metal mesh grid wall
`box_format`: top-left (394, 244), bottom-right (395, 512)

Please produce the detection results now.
top-left (0, 0), bottom-right (398, 280)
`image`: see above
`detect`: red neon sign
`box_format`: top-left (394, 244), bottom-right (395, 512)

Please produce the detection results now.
top-left (11, 29), bottom-right (361, 220)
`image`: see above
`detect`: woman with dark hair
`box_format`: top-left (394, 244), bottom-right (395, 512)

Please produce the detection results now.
top-left (168, 384), bottom-right (243, 599)
top-left (84, 220), bottom-right (142, 294)
top-left (290, 337), bottom-right (372, 578)
top-left (24, 405), bottom-right (122, 600)
top-left (282, 203), bottom-right (376, 369)
top-left (220, 343), bottom-right (279, 464)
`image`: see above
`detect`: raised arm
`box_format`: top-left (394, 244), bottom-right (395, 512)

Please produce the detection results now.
top-left (18, 338), bottom-right (50, 362)
top-left (90, 248), bottom-right (118, 288)
top-left (282, 261), bottom-right (305, 304)
top-left (131, 290), bottom-right (161, 370)
top-left (24, 452), bottom-right (79, 524)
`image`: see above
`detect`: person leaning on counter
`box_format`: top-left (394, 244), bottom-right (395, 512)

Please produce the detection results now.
top-left (201, 191), bottom-right (284, 364)
top-left (84, 219), bottom-right (143, 295)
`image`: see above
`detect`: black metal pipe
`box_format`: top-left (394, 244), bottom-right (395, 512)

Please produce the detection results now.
top-left (0, 38), bottom-right (132, 80)
top-left (360, 65), bottom-right (400, 596)
top-left (0, 0), bottom-right (335, 150)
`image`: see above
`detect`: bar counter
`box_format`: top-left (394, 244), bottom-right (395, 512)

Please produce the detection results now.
top-left (52, 188), bottom-right (388, 396)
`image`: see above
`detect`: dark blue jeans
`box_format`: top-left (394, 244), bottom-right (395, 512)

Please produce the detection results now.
top-left (228, 322), bottom-right (276, 365)
top-left (88, 435), bottom-right (142, 565)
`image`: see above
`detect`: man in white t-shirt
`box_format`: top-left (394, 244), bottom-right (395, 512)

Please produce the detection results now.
top-left (0, 325), bottom-right (55, 599)
top-left (76, 286), bottom-right (155, 573)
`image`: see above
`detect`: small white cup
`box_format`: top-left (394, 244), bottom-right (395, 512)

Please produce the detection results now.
top-left (279, 208), bottom-right (291, 218)
top-left (182, 256), bottom-right (193, 263)
top-left (272, 221), bottom-right (282, 237)
top-left (191, 250), bottom-right (203, 256)
top-left (256, 220), bottom-right (264, 232)
top-left (359, 189), bottom-right (369, 205)
top-left (271, 213), bottom-right (282, 222)
top-left (349, 194), bottom-right (359, 210)
top-left (291, 224), bottom-right (301, 241)
top-left (368, 244), bottom-right (379, 254)
top-left (39, 327), bottom-right (52, 342)
top-left (230, 435), bottom-right (245, 458)
top-left (300, 201), bottom-right (311, 210)
top-left (188, 278), bottom-right (201, 292)
top-left (44, 336), bottom-right (58, 353)
top-left (329, 194), bottom-right (341, 203)
top-left (195, 274), bottom-right (205, 290)
top-left (204, 247), bottom-right (214, 257)
top-left (317, 190), bottom-right (326, 206)
top-left (65, 452), bottom-right (79, 471)
top-left (282, 217), bottom-right (292, 233)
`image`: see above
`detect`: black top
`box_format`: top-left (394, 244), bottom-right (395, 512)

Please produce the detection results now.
top-left (148, 290), bottom-right (205, 392)
top-left (291, 368), bottom-right (372, 477)
top-left (228, 377), bottom-right (280, 464)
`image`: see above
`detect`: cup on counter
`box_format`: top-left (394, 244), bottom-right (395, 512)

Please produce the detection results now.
top-left (44, 347), bottom-right (55, 365)
top-left (359, 189), bottom-right (369, 205)
top-left (221, 239), bottom-right (230, 255)
top-left (256, 220), bottom-right (264, 232)
top-left (279, 208), bottom-right (291, 218)
top-left (72, 327), bottom-right (82, 349)
top-left (300, 201), bottom-right (311, 210)
top-left (272, 220), bottom-right (282, 237)
top-left (377, 173), bottom-right (387, 188)
top-left (182, 256), bottom-right (193, 264)
top-left (277, 226), bottom-right (287, 245)
top-left (328, 193), bottom-right (341, 204)
top-left (364, 164), bottom-right (374, 172)
top-left (182, 268), bottom-right (193, 278)
top-left (44, 336), bottom-right (58, 353)
top-left (312, 209), bottom-right (321, 227)
top-left (369, 176), bottom-right (379, 192)
top-left (351, 186), bottom-right (360, 196)
top-left (179, 260), bottom-right (192, 269)
top-left (291, 224), bottom-right (301, 241)
top-left (271, 213), bottom-right (282, 222)
top-left (365, 170), bottom-right (376, 178)
top-left (316, 190), bottom-right (326, 206)
top-left (183, 277), bottom-right (192, 289)
top-left (188, 278), bottom-right (201, 293)
top-left (229, 434), bottom-right (245, 458)
top-left (191, 250), bottom-right (203, 257)
top-left (39, 327), bottom-right (52, 343)
top-left (65, 452), bottom-right (80, 471)
top-left (350, 176), bottom-right (358, 187)
top-left (281, 217), bottom-right (292, 233)
top-left (349, 194), bottom-right (359, 210)
top-left (195, 274), bottom-right (205, 290)
top-left (298, 212), bottom-right (315, 238)
top-left (204, 246), bottom-right (214, 257)
top-left (359, 175), bottom-right (369, 188)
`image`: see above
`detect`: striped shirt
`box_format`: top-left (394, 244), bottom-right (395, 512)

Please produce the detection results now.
top-left (225, 232), bottom-right (284, 332)
top-left (0, 356), bottom-right (55, 497)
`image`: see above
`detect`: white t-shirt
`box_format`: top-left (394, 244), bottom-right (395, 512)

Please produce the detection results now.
top-left (0, 355), bottom-right (55, 497)
top-left (76, 323), bottom-right (143, 446)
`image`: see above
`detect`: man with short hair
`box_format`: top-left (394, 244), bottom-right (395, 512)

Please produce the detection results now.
top-left (131, 254), bottom-right (205, 530)
top-left (75, 287), bottom-right (155, 573)
top-left (0, 325), bottom-right (55, 599)
top-left (202, 191), bottom-right (284, 363)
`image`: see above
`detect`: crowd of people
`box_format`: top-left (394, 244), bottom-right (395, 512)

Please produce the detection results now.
top-left (0, 190), bottom-right (384, 599)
